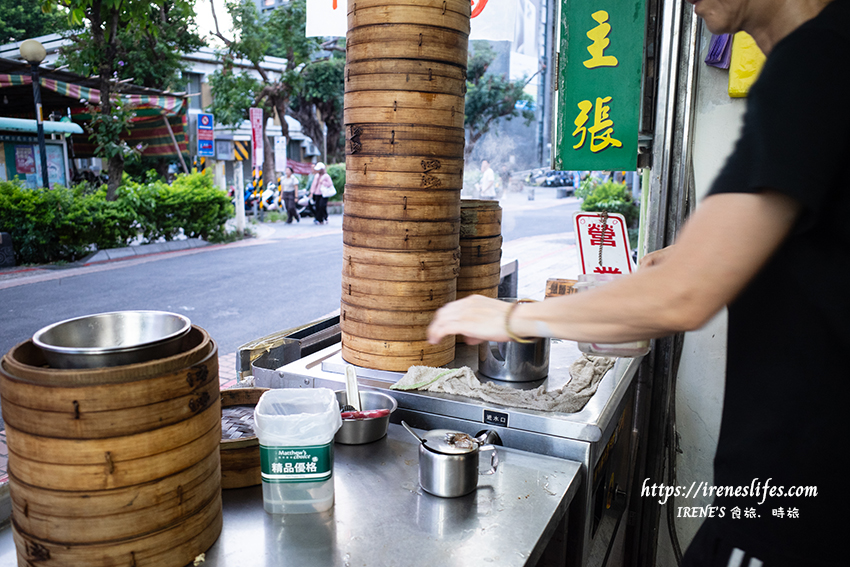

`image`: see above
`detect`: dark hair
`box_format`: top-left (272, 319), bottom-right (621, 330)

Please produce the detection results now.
top-left (285, 166), bottom-right (293, 174)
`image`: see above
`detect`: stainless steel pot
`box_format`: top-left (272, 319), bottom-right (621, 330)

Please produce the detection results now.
top-left (417, 429), bottom-right (499, 498)
top-left (478, 336), bottom-right (550, 382)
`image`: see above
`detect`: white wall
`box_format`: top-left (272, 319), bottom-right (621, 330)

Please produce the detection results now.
top-left (655, 25), bottom-right (748, 566)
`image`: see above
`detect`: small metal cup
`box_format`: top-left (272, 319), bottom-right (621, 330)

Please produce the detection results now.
top-left (334, 390), bottom-right (398, 444)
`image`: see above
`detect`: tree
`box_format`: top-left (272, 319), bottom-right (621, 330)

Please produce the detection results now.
top-left (464, 42), bottom-right (536, 160)
top-left (42, 0), bottom-right (199, 199)
top-left (59, 1), bottom-right (205, 181)
top-left (0, 1), bottom-right (67, 43)
top-left (289, 55), bottom-right (345, 163)
top-left (210, 0), bottom-right (322, 185)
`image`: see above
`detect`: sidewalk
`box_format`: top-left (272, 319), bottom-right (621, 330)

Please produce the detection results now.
top-left (0, 187), bottom-right (581, 485)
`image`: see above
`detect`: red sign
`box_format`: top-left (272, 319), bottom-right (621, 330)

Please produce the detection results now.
top-left (249, 107), bottom-right (264, 169)
top-left (573, 212), bottom-right (634, 275)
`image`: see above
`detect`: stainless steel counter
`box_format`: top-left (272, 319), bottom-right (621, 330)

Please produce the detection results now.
top-left (0, 424), bottom-right (582, 567)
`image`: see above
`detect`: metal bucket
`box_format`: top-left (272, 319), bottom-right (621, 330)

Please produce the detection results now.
top-left (477, 336), bottom-right (550, 382)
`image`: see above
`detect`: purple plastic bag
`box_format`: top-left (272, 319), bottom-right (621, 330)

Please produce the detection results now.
top-left (705, 34), bottom-right (732, 69)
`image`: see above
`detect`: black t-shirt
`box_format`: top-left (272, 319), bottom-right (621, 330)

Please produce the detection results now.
top-left (705, 1), bottom-right (849, 563)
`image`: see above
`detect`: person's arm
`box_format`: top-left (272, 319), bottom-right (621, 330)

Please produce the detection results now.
top-left (427, 190), bottom-right (801, 345)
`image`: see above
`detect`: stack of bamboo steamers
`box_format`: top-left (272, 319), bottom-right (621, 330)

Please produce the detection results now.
top-left (0, 328), bottom-right (222, 566)
top-left (341, 0), bottom-right (472, 371)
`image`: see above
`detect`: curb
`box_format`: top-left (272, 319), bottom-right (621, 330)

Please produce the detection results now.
top-left (80, 238), bottom-right (209, 266)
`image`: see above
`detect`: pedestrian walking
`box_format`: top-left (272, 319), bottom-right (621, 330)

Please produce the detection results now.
top-left (309, 162), bottom-right (335, 224)
top-left (281, 166), bottom-right (300, 223)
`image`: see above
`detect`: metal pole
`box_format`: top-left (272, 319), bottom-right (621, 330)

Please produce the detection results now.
top-left (31, 64), bottom-right (50, 188)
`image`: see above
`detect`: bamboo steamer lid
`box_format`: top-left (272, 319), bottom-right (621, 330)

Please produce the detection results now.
top-left (344, 190), bottom-right (460, 221)
top-left (341, 341), bottom-right (455, 372)
top-left (220, 387), bottom-right (268, 490)
top-left (341, 318), bottom-right (429, 341)
top-left (341, 301), bottom-right (439, 327)
top-left (457, 288), bottom-right (499, 300)
top-left (346, 155), bottom-right (464, 175)
top-left (5, 400), bottom-right (221, 492)
top-left (348, 0), bottom-right (471, 33)
top-left (343, 246), bottom-right (459, 281)
top-left (10, 448), bottom-right (220, 544)
top-left (346, 123), bottom-right (465, 157)
top-left (12, 491), bottom-right (222, 567)
top-left (347, 24), bottom-right (468, 66)
top-left (345, 60), bottom-right (466, 96)
top-left (1, 325), bottom-right (211, 386)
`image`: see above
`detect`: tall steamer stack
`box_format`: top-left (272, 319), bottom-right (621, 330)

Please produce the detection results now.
top-left (341, 0), bottom-right (471, 371)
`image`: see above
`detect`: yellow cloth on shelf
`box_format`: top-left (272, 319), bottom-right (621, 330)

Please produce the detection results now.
top-left (728, 31), bottom-right (766, 98)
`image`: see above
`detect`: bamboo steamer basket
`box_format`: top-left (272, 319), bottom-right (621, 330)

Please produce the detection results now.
top-left (461, 200), bottom-right (503, 225)
top-left (343, 230), bottom-right (459, 251)
top-left (220, 387), bottom-right (268, 490)
top-left (341, 301), bottom-right (439, 327)
top-left (12, 491), bottom-right (222, 567)
top-left (348, 0), bottom-right (471, 33)
top-left (347, 24), bottom-right (468, 66)
top-left (344, 191), bottom-right (460, 222)
top-left (346, 155), bottom-right (464, 175)
top-left (460, 220), bottom-right (501, 238)
top-left (342, 283), bottom-right (456, 311)
top-left (6, 401), bottom-right (221, 492)
top-left (341, 318), bottom-right (430, 342)
top-left (346, 123), bottom-right (465, 157)
top-left (343, 214), bottom-right (458, 237)
top-left (9, 449), bottom-right (220, 544)
top-left (0, 346), bottom-right (219, 440)
top-left (341, 342), bottom-right (455, 372)
top-left (343, 245), bottom-right (459, 281)
top-left (460, 235), bottom-right (503, 265)
top-left (342, 273), bottom-right (456, 299)
top-left (457, 269), bottom-right (501, 291)
top-left (345, 165), bottom-right (463, 188)
top-left (343, 333), bottom-right (453, 356)
top-left (345, 59), bottom-right (466, 96)
top-left (345, 91), bottom-right (465, 130)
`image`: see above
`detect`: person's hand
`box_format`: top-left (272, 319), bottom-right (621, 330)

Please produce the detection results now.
top-left (427, 295), bottom-right (513, 345)
top-left (640, 245), bottom-right (675, 268)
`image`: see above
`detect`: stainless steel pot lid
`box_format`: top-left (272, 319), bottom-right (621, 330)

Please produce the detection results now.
top-left (421, 429), bottom-right (479, 454)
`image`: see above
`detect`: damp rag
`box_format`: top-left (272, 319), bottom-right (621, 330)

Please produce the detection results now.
top-left (390, 354), bottom-right (616, 414)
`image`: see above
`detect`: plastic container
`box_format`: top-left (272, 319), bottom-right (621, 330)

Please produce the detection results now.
top-left (253, 388), bottom-right (343, 514)
top-left (573, 274), bottom-right (651, 357)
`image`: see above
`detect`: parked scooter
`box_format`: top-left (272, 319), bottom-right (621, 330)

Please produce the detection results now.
top-left (296, 193), bottom-right (317, 219)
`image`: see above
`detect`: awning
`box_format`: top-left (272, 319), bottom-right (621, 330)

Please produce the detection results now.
top-left (0, 116), bottom-right (84, 134)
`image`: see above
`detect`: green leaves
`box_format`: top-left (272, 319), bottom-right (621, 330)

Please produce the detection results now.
top-left (579, 181), bottom-right (640, 228)
top-left (0, 173), bottom-right (234, 265)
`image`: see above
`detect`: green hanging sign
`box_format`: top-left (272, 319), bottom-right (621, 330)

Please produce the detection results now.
top-left (555, 0), bottom-right (646, 171)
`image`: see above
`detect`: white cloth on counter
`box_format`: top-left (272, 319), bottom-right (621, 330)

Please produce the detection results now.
top-left (389, 354), bottom-right (616, 414)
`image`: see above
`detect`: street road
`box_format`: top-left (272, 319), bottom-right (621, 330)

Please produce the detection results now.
top-left (0, 189), bottom-right (581, 358)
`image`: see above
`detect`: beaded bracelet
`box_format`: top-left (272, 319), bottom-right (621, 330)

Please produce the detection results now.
top-left (505, 300), bottom-right (534, 344)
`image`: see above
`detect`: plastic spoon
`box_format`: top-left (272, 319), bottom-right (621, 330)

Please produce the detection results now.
top-left (344, 365), bottom-right (362, 412)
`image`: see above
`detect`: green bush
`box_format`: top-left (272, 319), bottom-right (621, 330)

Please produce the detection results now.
top-left (326, 163), bottom-right (345, 201)
top-left (579, 181), bottom-right (640, 228)
top-left (0, 171), bottom-right (233, 266)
